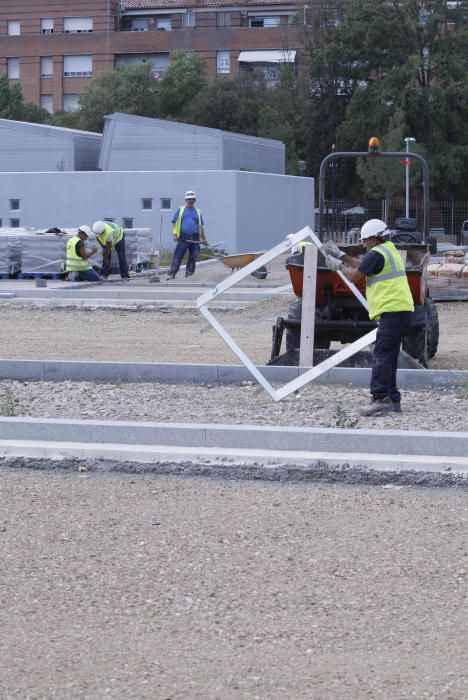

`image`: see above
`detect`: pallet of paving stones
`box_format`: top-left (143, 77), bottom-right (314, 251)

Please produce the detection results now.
top-left (428, 277), bottom-right (468, 301)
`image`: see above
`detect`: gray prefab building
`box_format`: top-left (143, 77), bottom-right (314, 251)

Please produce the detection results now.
top-left (0, 170), bottom-right (313, 254)
top-left (98, 113), bottom-right (285, 174)
top-left (0, 120), bottom-right (102, 172)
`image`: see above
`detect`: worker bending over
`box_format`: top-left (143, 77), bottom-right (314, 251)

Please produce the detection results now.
top-left (167, 190), bottom-right (209, 280)
top-left (66, 225), bottom-right (100, 282)
top-left (93, 220), bottom-right (130, 280)
top-left (324, 219), bottom-right (414, 416)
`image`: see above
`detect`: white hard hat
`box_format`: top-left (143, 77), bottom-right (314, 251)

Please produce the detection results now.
top-left (185, 190), bottom-right (196, 200)
top-left (78, 224), bottom-right (92, 237)
top-left (93, 220), bottom-right (106, 234)
top-left (360, 219), bottom-right (389, 240)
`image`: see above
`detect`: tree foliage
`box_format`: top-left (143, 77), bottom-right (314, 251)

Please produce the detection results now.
top-left (0, 74), bottom-right (48, 123)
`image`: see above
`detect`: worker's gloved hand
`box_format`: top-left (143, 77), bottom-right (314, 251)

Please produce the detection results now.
top-left (324, 254), bottom-right (342, 272)
top-left (324, 240), bottom-right (345, 259)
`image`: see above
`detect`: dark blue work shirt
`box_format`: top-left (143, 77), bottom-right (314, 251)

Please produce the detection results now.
top-left (358, 250), bottom-right (385, 277)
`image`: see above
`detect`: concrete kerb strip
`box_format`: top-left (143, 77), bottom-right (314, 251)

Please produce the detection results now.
top-left (0, 417), bottom-right (468, 459)
top-left (0, 359), bottom-right (467, 389)
top-left (0, 420), bottom-right (467, 484)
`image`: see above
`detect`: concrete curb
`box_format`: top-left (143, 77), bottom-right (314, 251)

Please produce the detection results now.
top-left (0, 359), bottom-right (467, 388)
top-left (0, 417), bottom-right (467, 458)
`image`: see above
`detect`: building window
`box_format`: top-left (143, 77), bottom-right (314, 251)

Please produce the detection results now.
top-left (103, 217), bottom-right (115, 223)
top-left (10, 219), bottom-right (20, 227)
top-left (0, 219), bottom-right (2, 227)
top-left (157, 19), bottom-right (172, 31)
top-left (7, 58), bottom-right (19, 80)
top-left (63, 17), bottom-right (93, 33)
top-left (63, 55), bottom-right (92, 77)
top-left (217, 51), bottom-right (230, 74)
top-left (63, 94), bottom-right (79, 112)
top-left (182, 12), bottom-right (196, 28)
top-left (122, 218), bottom-right (134, 229)
top-left (8, 20), bottom-right (20, 36)
top-left (41, 19), bottom-right (54, 34)
top-left (41, 57), bottom-right (53, 78)
top-left (131, 19), bottom-right (149, 31)
top-left (10, 199), bottom-right (20, 210)
top-left (249, 16), bottom-right (281, 28)
top-left (142, 198), bottom-right (153, 210)
top-left (161, 198), bottom-right (171, 210)
top-left (40, 94), bottom-right (53, 113)
top-left (217, 12), bottom-right (231, 27)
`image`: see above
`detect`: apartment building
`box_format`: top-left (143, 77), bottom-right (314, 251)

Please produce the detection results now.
top-left (0, 0), bottom-right (300, 114)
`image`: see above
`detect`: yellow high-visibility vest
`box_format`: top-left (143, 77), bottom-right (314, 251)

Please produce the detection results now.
top-left (96, 222), bottom-right (124, 248)
top-left (66, 235), bottom-right (92, 272)
top-left (172, 206), bottom-right (202, 238)
top-left (366, 241), bottom-right (414, 321)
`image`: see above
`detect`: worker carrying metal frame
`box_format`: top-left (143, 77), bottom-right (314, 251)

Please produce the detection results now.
top-left (323, 219), bottom-right (414, 416)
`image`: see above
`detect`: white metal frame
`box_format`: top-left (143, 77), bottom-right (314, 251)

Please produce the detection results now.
top-left (196, 226), bottom-right (376, 401)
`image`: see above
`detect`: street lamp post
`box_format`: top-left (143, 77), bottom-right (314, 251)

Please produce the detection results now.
top-left (404, 137), bottom-right (416, 218)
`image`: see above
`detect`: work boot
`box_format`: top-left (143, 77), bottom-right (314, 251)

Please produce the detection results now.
top-left (185, 271), bottom-right (193, 278)
top-left (360, 396), bottom-right (400, 416)
top-left (166, 273), bottom-right (175, 280)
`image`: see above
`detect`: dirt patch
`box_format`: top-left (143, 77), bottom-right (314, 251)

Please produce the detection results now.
top-left (0, 300), bottom-right (467, 369)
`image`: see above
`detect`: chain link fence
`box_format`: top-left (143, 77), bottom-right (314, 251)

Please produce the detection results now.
top-left (318, 200), bottom-right (468, 246)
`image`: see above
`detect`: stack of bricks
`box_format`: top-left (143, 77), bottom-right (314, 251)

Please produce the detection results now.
top-left (428, 250), bottom-right (468, 278)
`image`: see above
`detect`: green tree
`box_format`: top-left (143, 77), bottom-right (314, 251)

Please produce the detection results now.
top-left (188, 72), bottom-right (267, 135)
top-left (329, 0), bottom-right (468, 198)
top-left (158, 51), bottom-right (208, 118)
top-left (356, 109), bottom-right (425, 201)
top-left (73, 64), bottom-right (161, 132)
top-left (0, 74), bottom-right (48, 123)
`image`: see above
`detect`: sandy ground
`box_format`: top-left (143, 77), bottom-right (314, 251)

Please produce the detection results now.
top-left (0, 470), bottom-right (466, 700)
top-left (0, 300), bottom-right (467, 369)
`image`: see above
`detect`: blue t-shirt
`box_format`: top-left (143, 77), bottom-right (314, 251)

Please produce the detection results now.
top-left (172, 207), bottom-right (204, 241)
top-left (358, 250), bottom-right (384, 276)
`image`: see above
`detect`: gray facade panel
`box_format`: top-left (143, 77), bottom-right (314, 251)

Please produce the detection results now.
top-left (0, 120), bottom-right (101, 173)
top-left (99, 113), bottom-right (283, 174)
top-left (222, 135), bottom-right (284, 174)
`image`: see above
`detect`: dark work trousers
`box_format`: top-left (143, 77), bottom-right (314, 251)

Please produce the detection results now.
top-left (169, 239), bottom-right (201, 276)
top-left (101, 237), bottom-right (129, 278)
top-left (69, 268), bottom-right (100, 282)
top-left (370, 311), bottom-right (413, 404)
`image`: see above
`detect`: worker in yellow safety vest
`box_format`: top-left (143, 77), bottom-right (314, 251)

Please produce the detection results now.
top-left (92, 220), bottom-right (130, 280)
top-left (323, 219), bottom-right (414, 416)
top-left (66, 225), bottom-right (100, 282)
top-left (167, 190), bottom-right (209, 280)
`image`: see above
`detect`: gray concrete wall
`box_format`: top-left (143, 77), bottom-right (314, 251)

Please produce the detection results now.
top-left (235, 171), bottom-right (314, 250)
top-left (0, 170), bottom-right (313, 253)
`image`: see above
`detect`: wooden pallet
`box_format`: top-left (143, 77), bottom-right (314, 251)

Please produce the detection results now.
top-left (18, 272), bottom-right (62, 280)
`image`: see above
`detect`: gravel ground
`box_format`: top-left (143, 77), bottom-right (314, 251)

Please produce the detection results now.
top-left (0, 470), bottom-right (466, 700)
top-left (1, 378), bottom-right (468, 431)
top-left (0, 300), bottom-right (467, 369)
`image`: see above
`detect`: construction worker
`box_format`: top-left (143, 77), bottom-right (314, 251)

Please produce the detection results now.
top-left (66, 225), bottom-right (100, 282)
top-left (92, 220), bottom-right (130, 280)
top-left (324, 219), bottom-right (414, 416)
top-left (167, 190), bottom-right (209, 280)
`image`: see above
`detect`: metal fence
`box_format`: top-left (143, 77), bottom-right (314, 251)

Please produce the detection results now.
top-left (318, 199), bottom-right (468, 245)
